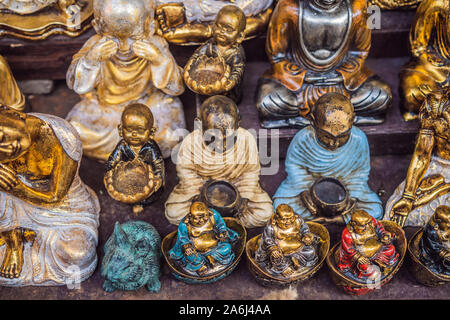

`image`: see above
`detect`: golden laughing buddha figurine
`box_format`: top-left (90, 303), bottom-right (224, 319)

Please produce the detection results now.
top-left (255, 0), bottom-right (392, 128)
top-left (385, 90), bottom-right (449, 227)
top-left (400, 0), bottom-right (449, 120)
top-left (66, 0), bottom-right (186, 162)
top-left (0, 56), bottom-right (24, 112)
top-left (0, 106), bottom-right (100, 286)
top-left (184, 5), bottom-right (246, 102)
top-left (165, 95), bottom-right (273, 228)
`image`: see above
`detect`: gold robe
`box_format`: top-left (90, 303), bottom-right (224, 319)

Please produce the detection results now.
top-left (0, 56), bottom-right (25, 111)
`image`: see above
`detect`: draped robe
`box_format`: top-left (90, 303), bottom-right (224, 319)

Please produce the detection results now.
top-left (0, 56), bottom-right (25, 111)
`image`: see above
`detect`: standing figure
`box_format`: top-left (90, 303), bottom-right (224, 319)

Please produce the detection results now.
top-left (66, 0), bottom-right (185, 162)
top-left (255, 0), bottom-right (392, 128)
top-left (273, 93), bottom-right (382, 224)
top-left (0, 106), bottom-right (100, 286)
top-left (0, 56), bottom-right (24, 112)
top-left (255, 204), bottom-right (319, 278)
top-left (184, 5), bottom-right (246, 102)
top-left (104, 104), bottom-right (164, 215)
top-left (169, 202), bottom-right (239, 276)
top-left (386, 90), bottom-right (449, 227)
top-left (400, 0), bottom-right (449, 120)
top-left (165, 95), bottom-right (273, 228)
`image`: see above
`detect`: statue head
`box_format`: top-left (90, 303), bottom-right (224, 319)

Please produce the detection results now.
top-left (119, 104), bottom-right (155, 147)
top-left (310, 93), bottom-right (355, 151)
top-left (213, 5), bottom-right (247, 47)
top-left (275, 204), bottom-right (296, 230)
top-left (199, 95), bottom-right (240, 153)
top-left (349, 210), bottom-right (373, 235)
top-left (189, 202), bottom-right (210, 227)
top-left (0, 106), bottom-right (32, 163)
top-left (432, 205), bottom-right (450, 233)
top-left (93, 0), bottom-right (155, 51)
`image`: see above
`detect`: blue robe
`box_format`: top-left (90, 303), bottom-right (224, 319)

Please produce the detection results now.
top-left (273, 126), bottom-right (382, 222)
top-left (169, 209), bottom-right (239, 273)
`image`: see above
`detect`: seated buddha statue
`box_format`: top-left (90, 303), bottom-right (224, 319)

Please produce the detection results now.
top-left (0, 106), bottom-right (100, 286)
top-left (386, 89), bottom-right (449, 227)
top-left (169, 201), bottom-right (239, 276)
top-left (255, 0), bottom-right (392, 128)
top-left (400, 0), bottom-right (449, 120)
top-left (0, 56), bottom-right (24, 112)
top-left (255, 204), bottom-right (318, 277)
top-left (338, 210), bottom-right (399, 282)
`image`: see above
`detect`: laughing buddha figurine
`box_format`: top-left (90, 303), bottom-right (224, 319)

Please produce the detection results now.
top-left (0, 106), bottom-right (100, 286)
top-left (66, 0), bottom-right (186, 162)
top-left (255, 0), bottom-right (392, 128)
top-left (0, 56), bottom-right (25, 112)
top-left (386, 90), bottom-right (449, 227)
top-left (400, 0), bottom-right (449, 120)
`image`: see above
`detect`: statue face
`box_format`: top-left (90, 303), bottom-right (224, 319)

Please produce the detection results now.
top-left (121, 113), bottom-right (151, 147)
top-left (435, 206), bottom-right (450, 233)
top-left (276, 208), bottom-right (296, 230)
top-left (213, 11), bottom-right (243, 47)
top-left (189, 210), bottom-right (209, 227)
top-left (0, 108), bottom-right (31, 163)
top-left (202, 113), bottom-right (238, 153)
top-left (316, 125), bottom-right (351, 151)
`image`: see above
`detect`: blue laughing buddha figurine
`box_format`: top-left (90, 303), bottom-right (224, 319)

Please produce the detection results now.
top-left (169, 201), bottom-right (239, 277)
top-left (273, 93), bottom-right (382, 225)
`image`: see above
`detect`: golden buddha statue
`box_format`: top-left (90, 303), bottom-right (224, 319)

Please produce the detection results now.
top-left (386, 89), bottom-right (449, 227)
top-left (0, 106), bottom-right (99, 286)
top-left (0, 56), bottom-right (24, 112)
top-left (0, 0), bottom-right (92, 40)
top-left (155, 0), bottom-right (273, 45)
top-left (400, 0), bottom-right (449, 120)
top-left (66, 0), bottom-right (186, 162)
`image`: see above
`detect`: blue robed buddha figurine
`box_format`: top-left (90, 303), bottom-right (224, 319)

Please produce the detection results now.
top-left (273, 93), bottom-right (382, 225)
top-left (169, 201), bottom-right (239, 276)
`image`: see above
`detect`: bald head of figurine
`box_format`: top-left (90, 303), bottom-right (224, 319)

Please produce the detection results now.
top-left (311, 93), bottom-right (355, 151)
top-left (119, 104), bottom-right (155, 147)
top-left (349, 210), bottom-right (373, 235)
top-left (0, 105), bottom-right (32, 163)
top-left (189, 202), bottom-right (210, 227)
top-left (275, 204), bottom-right (296, 230)
top-left (200, 95), bottom-right (240, 153)
top-left (432, 205), bottom-right (450, 233)
top-left (93, 0), bottom-right (154, 50)
top-left (213, 5), bottom-right (247, 47)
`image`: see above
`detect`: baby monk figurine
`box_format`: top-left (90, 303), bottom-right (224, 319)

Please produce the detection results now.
top-left (255, 204), bottom-right (318, 278)
top-left (338, 210), bottom-right (399, 282)
top-left (105, 104), bottom-right (164, 215)
top-left (169, 201), bottom-right (239, 276)
top-left (184, 5), bottom-right (246, 102)
top-left (419, 205), bottom-right (450, 276)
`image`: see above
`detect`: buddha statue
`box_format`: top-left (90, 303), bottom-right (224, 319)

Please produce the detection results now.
top-left (386, 89), bottom-right (449, 227)
top-left (255, 0), bottom-right (392, 128)
top-left (0, 106), bottom-right (100, 286)
top-left (400, 0), bottom-right (449, 120)
top-left (0, 56), bottom-right (24, 112)
top-left (66, 0), bottom-right (186, 162)
top-left (273, 93), bottom-right (383, 224)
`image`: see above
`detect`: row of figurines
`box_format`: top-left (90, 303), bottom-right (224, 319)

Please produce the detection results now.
top-left (0, 89), bottom-right (447, 292)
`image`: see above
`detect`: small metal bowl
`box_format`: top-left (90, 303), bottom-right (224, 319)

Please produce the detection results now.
top-left (407, 229), bottom-right (450, 287)
top-left (161, 217), bottom-right (246, 284)
top-left (246, 222), bottom-right (330, 287)
top-left (311, 177), bottom-right (353, 217)
top-left (326, 221), bottom-right (407, 295)
top-left (201, 180), bottom-right (241, 216)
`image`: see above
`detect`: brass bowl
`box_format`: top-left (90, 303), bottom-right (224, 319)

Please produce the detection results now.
top-left (161, 217), bottom-right (247, 284)
top-left (326, 220), bottom-right (407, 295)
top-left (310, 177), bottom-right (352, 217)
top-left (246, 222), bottom-right (330, 287)
top-left (407, 229), bottom-right (450, 287)
top-left (200, 180), bottom-right (241, 216)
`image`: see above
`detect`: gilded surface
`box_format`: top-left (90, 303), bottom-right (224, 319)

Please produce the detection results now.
top-left (368, 0), bottom-right (422, 10)
top-left (0, 56), bottom-right (24, 112)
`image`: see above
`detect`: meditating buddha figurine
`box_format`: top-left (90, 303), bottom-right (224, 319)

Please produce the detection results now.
top-left (338, 210), bottom-right (399, 283)
top-left (184, 5), bottom-right (246, 102)
top-left (0, 106), bottom-right (100, 286)
top-left (255, 204), bottom-right (319, 278)
top-left (0, 56), bottom-right (24, 112)
top-left (273, 93), bottom-right (383, 224)
top-left (255, 0), bottom-right (392, 128)
top-left (0, 0), bottom-right (92, 40)
top-left (66, 0), bottom-right (185, 162)
top-left (400, 0), bottom-right (449, 120)
top-left (165, 95), bottom-right (273, 228)
top-left (386, 90), bottom-right (449, 227)
top-left (419, 205), bottom-right (450, 276)
top-left (104, 104), bottom-right (164, 215)
top-left (155, 0), bottom-right (273, 45)
top-left (169, 201), bottom-right (239, 276)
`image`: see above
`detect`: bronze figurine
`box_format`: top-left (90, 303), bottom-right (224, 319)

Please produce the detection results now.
top-left (0, 56), bottom-right (24, 112)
